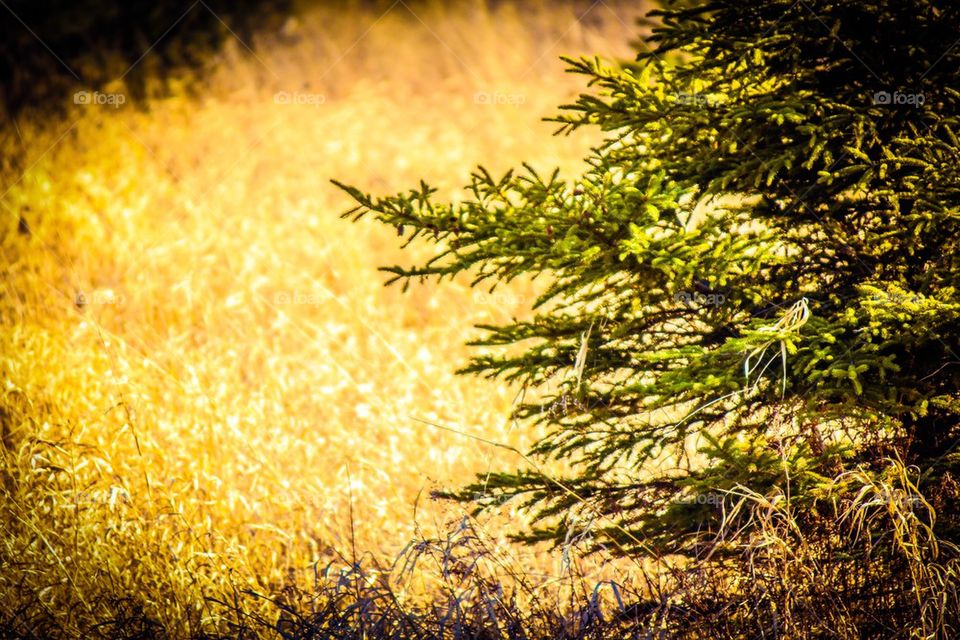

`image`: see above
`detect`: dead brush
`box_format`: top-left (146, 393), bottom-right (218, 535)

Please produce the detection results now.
top-left (838, 458), bottom-right (960, 637)
top-left (225, 513), bottom-right (659, 640)
top-left (638, 459), bottom-right (960, 639)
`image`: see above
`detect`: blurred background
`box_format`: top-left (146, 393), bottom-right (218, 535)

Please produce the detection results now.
top-left (0, 0), bottom-right (647, 632)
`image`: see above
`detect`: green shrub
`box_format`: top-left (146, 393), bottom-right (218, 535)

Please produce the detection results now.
top-left (338, 0), bottom-right (960, 634)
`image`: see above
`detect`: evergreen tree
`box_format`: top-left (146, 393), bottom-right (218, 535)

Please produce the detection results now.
top-left (337, 0), bottom-right (960, 633)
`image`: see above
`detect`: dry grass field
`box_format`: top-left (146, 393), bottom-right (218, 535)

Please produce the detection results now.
top-left (0, 1), bottom-right (647, 635)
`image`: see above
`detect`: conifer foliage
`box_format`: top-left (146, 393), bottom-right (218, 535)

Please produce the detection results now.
top-left (337, 0), bottom-right (960, 633)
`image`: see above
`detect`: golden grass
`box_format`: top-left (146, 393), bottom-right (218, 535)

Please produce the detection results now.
top-left (0, 1), bottom-right (645, 634)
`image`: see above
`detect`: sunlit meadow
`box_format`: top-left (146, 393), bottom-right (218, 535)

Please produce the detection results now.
top-left (0, 1), bottom-right (645, 634)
